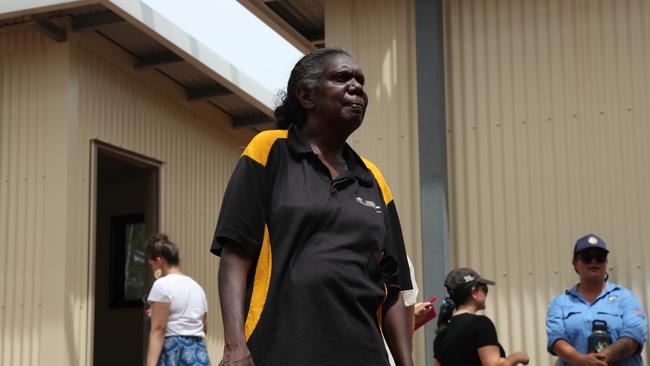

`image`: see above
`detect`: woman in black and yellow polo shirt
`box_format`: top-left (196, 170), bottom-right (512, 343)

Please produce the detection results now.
top-left (212, 47), bottom-right (414, 366)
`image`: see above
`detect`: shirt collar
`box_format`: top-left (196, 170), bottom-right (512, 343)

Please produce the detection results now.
top-left (566, 282), bottom-right (621, 303)
top-left (286, 124), bottom-right (374, 186)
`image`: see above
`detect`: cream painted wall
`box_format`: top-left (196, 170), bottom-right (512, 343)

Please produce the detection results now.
top-left (325, 1), bottom-right (425, 364)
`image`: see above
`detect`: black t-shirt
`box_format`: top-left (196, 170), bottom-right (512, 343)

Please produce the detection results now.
top-left (211, 125), bottom-right (412, 365)
top-left (434, 313), bottom-right (506, 366)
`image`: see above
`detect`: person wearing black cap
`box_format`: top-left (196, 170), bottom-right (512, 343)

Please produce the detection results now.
top-left (433, 268), bottom-right (529, 366)
top-left (546, 234), bottom-right (648, 366)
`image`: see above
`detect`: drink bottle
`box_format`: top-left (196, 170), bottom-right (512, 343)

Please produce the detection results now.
top-left (587, 320), bottom-right (612, 353)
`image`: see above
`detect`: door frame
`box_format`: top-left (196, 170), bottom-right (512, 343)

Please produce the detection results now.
top-left (86, 139), bottom-right (163, 365)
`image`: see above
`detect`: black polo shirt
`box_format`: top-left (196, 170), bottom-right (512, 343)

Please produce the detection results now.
top-left (211, 124), bottom-right (412, 366)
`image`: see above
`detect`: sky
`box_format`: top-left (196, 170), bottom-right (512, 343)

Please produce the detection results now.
top-left (141, 0), bottom-right (304, 95)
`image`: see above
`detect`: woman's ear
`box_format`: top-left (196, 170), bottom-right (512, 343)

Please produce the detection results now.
top-left (470, 287), bottom-right (480, 300)
top-left (296, 87), bottom-right (315, 110)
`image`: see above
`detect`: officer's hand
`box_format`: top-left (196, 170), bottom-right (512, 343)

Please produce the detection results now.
top-left (576, 353), bottom-right (607, 366)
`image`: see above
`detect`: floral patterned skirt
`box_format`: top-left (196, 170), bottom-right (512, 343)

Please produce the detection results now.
top-left (158, 336), bottom-right (211, 366)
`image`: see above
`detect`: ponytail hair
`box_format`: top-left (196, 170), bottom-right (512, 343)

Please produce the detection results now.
top-left (436, 298), bottom-right (456, 335)
top-left (436, 285), bottom-right (474, 335)
top-left (145, 233), bottom-right (180, 266)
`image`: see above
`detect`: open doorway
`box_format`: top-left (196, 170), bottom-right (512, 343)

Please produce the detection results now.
top-left (92, 142), bottom-right (161, 366)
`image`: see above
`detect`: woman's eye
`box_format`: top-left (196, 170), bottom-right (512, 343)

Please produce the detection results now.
top-left (334, 73), bottom-right (349, 82)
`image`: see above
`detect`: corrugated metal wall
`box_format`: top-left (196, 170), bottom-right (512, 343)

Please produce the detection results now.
top-left (0, 26), bottom-right (247, 365)
top-left (445, 0), bottom-right (650, 364)
top-left (324, 1), bottom-right (425, 364)
top-left (70, 37), bottom-right (244, 363)
top-left (0, 28), bottom-right (49, 366)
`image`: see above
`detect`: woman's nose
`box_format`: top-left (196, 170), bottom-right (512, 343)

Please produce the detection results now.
top-left (348, 79), bottom-right (363, 93)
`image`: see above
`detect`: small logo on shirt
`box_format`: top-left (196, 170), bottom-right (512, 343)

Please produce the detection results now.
top-left (608, 295), bottom-right (618, 302)
top-left (635, 307), bottom-right (646, 319)
top-left (355, 196), bottom-right (382, 213)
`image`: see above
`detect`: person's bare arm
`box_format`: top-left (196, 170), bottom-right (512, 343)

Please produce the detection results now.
top-left (477, 345), bottom-right (529, 366)
top-left (405, 304), bottom-right (415, 336)
top-left (218, 241), bottom-right (255, 366)
top-left (552, 339), bottom-right (607, 366)
top-left (203, 313), bottom-right (208, 335)
top-left (146, 302), bottom-right (170, 366)
top-left (383, 292), bottom-right (414, 366)
top-left (600, 337), bottom-right (639, 363)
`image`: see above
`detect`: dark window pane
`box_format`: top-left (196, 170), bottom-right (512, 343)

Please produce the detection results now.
top-left (124, 222), bottom-right (145, 301)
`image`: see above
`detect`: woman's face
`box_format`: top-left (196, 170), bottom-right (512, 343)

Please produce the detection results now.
top-left (471, 284), bottom-right (488, 311)
top-left (311, 54), bottom-right (368, 134)
top-left (573, 248), bottom-right (608, 282)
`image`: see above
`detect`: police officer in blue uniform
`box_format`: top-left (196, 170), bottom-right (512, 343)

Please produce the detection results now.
top-left (546, 234), bottom-right (647, 366)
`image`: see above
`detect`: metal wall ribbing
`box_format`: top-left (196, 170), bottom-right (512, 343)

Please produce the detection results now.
top-left (71, 38), bottom-right (244, 363)
top-left (445, 0), bottom-right (650, 364)
top-left (0, 27), bottom-right (49, 366)
top-left (0, 26), bottom-right (247, 365)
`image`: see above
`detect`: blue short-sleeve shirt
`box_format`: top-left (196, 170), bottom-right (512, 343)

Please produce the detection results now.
top-left (546, 282), bottom-right (648, 366)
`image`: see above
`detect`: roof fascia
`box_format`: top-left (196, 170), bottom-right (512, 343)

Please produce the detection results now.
top-left (103, 0), bottom-right (275, 117)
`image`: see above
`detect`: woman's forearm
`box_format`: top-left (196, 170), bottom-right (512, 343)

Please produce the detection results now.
top-left (218, 242), bottom-right (254, 359)
top-left (146, 328), bottom-right (165, 366)
top-left (601, 337), bottom-right (639, 362)
top-left (383, 292), bottom-right (414, 366)
top-left (552, 339), bottom-right (588, 364)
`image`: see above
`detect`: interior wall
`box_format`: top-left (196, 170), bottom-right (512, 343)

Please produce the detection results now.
top-left (444, 0), bottom-right (650, 364)
top-left (94, 176), bottom-right (147, 366)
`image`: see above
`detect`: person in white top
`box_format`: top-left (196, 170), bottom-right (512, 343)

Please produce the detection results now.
top-left (146, 233), bottom-right (210, 366)
top-left (386, 257), bottom-right (435, 366)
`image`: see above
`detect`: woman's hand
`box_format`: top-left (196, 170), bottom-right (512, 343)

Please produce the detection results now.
top-left (219, 342), bottom-right (255, 366)
top-left (553, 340), bottom-right (607, 366)
top-left (413, 301), bottom-right (433, 325)
top-left (575, 353), bottom-right (607, 366)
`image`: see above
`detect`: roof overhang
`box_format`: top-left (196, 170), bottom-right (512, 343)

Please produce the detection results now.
top-left (237, 0), bottom-right (324, 50)
top-left (0, 0), bottom-right (277, 128)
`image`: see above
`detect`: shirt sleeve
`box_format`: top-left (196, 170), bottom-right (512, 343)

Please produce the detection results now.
top-left (546, 295), bottom-right (568, 355)
top-left (211, 133), bottom-right (278, 258)
top-left (384, 199), bottom-right (413, 292)
top-left (401, 257), bottom-right (419, 306)
top-left (474, 316), bottom-right (500, 348)
top-left (147, 279), bottom-right (171, 303)
top-left (618, 288), bottom-right (648, 352)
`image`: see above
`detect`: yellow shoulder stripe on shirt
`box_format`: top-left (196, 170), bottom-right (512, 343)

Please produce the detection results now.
top-left (361, 157), bottom-right (394, 204)
top-left (245, 225), bottom-right (272, 340)
top-left (242, 129), bottom-right (289, 167)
